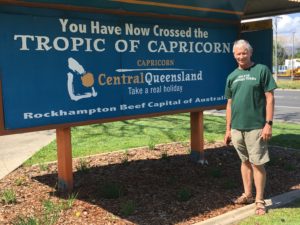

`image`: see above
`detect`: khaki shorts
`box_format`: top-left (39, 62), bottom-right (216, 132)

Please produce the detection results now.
top-left (231, 129), bottom-right (269, 165)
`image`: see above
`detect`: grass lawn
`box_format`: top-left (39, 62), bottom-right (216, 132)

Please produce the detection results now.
top-left (25, 114), bottom-right (300, 165)
top-left (276, 79), bottom-right (300, 89)
top-left (238, 199), bottom-right (300, 225)
top-left (25, 114), bottom-right (224, 165)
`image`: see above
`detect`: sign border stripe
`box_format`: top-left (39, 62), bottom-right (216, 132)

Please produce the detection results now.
top-left (111, 0), bottom-right (244, 16)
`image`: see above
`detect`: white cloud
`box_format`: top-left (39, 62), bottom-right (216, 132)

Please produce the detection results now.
top-left (277, 14), bottom-right (300, 34)
top-left (275, 13), bottom-right (300, 49)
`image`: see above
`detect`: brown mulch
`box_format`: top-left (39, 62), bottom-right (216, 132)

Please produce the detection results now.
top-left (1, 142), bottom-right (300, 225)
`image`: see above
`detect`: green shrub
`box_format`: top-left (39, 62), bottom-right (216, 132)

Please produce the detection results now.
top-left (177, 187), bottom-right (192, 202)
top-left (120, 200), bottom-right (135, 216)
top-left (1, 189), bottom-right (17, 204)
top-left (100, 182), bottom-right (125, 199)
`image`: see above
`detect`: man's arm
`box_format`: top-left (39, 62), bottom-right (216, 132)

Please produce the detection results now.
top-left (224, 99), bottom-right (232, 145)
top-left (261, 91), bottom-right (275, 141)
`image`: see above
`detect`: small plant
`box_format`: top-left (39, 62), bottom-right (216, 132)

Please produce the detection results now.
top-left (161, 150), bottom-right (169, 160)
top-left (120, 200), bottom-right (135, 216)
top-left (1, 189), bottom-right (17, 204)
top-left (148, 139), bottom-right (156, 150)
top-left (295, 153), bottom-right (300, 162)
top-left (107, 213), bottom-right (118, 222)
top-left (42, 199), bottom-right (61, 225)
top-left (15, 178), bottom-right (26, 186)
top-left (39, 163), bottom-right (49, 171)
top-left (186, 148), bottom-right (192, 154)
top-left (222, 179), bottom-right (237, 190)
top-left (121, 156), bottom-right (129, 164)
top-left (42, 213), bottom-right (59, 225)
top-left (100, 182), bottom-right (125, 199)
top-left (121, 150), bottom-right (129, 165)
top-left (268, 156), bottom-right (281, 166)
top-left (209, 167), bottom-right (222, 178)
top-left (166, 175), bottom-right (177, 185)
top-left (43, 199), bottom-right (61, 214)
top-left (177, 187), bottom-right (192, 202)
top-left (207, 140), bottom-right (216, 144)
top-left (63, 192), bottom-right (78, 209)
top-left (13, 216), bottom-right (39, 225)
top-left (284, 163), bottom-right (296, 171)
top-left (76, 158), bottom-right (89, 172)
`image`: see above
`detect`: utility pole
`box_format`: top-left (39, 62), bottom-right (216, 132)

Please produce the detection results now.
top-left (291, 31), bottom-right (295, 80)
top-left (274, 16), bottom-right (282, 82)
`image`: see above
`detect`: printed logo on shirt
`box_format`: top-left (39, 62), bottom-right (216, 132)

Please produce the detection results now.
top-left (233, 74), bottom-right (256, 83)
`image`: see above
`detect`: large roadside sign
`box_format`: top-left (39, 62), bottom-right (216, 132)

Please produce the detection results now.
top-left (0, 12), bottom-right (238, 131)
top-left (0, 0), bottom-right (248, 192)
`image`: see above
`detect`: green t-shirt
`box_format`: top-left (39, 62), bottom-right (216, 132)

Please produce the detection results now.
top-left (225, 64), bottom-right (277, 130)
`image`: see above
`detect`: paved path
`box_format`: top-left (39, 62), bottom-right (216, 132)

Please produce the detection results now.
top-left (0, 130), bottom-right (55, 179)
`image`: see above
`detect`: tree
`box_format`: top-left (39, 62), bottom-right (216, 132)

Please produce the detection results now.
top-left (273, 42), bottom-right (288, 66)
top-left (294, 47), bottom-right (300, 59)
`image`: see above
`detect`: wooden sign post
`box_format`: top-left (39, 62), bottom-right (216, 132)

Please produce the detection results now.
top-left (56, 127), bottom-right (73, 192)
top-left (190, 111), bottom-right (204, 163)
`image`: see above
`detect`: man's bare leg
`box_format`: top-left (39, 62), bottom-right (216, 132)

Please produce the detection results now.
top-left (253, 164), bottom-right (267, 215)
top-left (252, 164), bottom-right (266, 200)
top-left (241, 161), bottom-right (253, 197)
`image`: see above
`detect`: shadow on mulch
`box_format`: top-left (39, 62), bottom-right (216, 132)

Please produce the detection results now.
top-left (31, 144), bottom-right (300, 225)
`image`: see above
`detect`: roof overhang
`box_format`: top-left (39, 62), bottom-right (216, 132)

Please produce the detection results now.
top-left (0, 0), bottom-right (244, 24)
top-left (244, 0), bottom-right (300, 19)
top-left (0, 0), bottom-right (300, 21)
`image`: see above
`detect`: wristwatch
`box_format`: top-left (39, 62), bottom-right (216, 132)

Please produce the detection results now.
top-left (266, 120), bottom-right (273, 126)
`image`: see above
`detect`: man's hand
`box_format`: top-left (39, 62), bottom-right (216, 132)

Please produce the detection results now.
top-left (261, 123), bottom-right (272, 141)
top-left (224, 130), bottom-right (232, 145)
top-left (263, 91), bottom-right (274, 141)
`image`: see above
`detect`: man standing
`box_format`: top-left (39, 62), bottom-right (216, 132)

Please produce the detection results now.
top-left (224, 39), bottom-right (277, 215)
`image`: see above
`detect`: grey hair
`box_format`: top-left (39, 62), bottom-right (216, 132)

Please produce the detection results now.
top-left (233, 39), bottom-right (253, 53)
